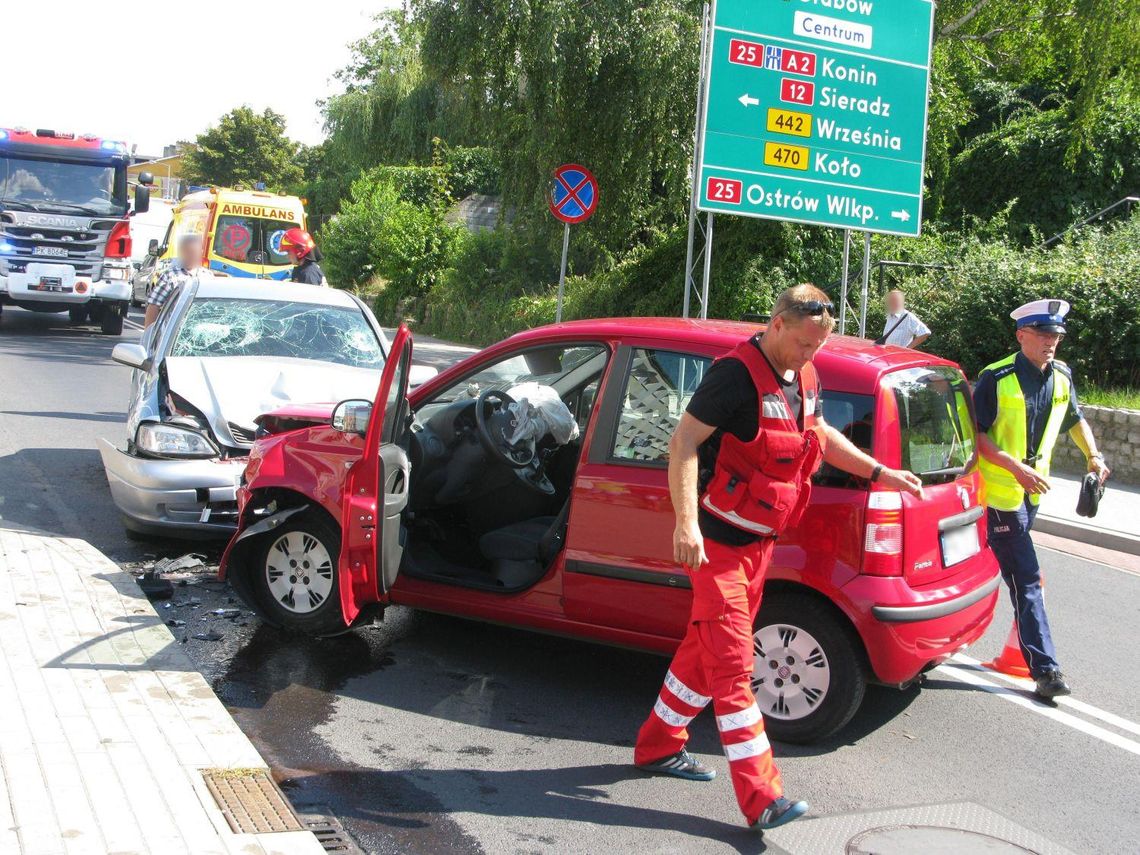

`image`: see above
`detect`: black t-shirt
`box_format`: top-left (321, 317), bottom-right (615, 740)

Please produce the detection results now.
top-left (686, 337), bottom-right (817, 546)
top-left (291, 259), bottom-right (325, 285)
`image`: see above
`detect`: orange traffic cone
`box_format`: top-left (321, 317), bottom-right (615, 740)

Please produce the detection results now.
top-left (984, 620), bottom-right (1031, 678)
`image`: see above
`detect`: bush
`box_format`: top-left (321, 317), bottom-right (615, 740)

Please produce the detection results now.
top-left (886, 213), bottom-right (1140, 388)
top-left (422, 210), bottom-right (1140, 394)
top-left (421, 216), bottom-right (842, 345)
top-left (436, 144), bottom-right (501, 199)
top-left (941, 86), bottom-right (1140, 244)
top-left (320, 170), bottom-right (464, 320)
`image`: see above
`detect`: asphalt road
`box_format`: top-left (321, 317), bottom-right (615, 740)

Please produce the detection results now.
top-left (1, 303), bottom-right (1138, 855)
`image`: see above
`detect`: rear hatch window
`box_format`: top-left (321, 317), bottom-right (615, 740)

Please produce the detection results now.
top-left (890, 367), bottom-right (976, 485)
top-left (886, 366), bottom-right (984, 586)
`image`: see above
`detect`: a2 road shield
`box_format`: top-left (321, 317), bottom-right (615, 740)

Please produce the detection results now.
top-left (339, 325), bottom-right (413, 624)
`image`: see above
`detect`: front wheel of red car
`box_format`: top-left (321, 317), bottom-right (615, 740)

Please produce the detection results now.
top-left (753, 593), bottom-right (867, 744)
top-left (251, 512), bottom-right (345, 636)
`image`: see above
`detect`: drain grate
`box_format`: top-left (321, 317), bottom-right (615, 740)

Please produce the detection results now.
top-left (202, 768), bottom-right (305, 834)
top-left (294, 804), bottom-right (367, 854)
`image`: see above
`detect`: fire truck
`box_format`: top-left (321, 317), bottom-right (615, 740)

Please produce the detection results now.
top-left (0, 127), bottom-right (151, 335)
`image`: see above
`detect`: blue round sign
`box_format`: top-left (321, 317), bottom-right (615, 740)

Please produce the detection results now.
top-left (549, 164), bottom-right (599, 225)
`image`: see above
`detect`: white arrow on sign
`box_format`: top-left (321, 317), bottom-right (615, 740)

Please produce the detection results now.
top-left (890, 209), bottom-right (912, 222)
top-left (738, 94), bottom-right (760, 108)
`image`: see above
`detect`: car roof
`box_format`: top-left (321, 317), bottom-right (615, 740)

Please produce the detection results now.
top-left (499, 317), bottom-right (961, 392)
top-left (192, 279), bottom-right (360, 308)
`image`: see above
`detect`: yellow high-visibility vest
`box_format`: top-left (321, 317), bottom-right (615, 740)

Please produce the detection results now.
top-left (977, 354), bottom-right (1071, 512)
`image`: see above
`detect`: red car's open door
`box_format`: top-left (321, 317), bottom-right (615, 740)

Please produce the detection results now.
top-left (339, 325), bottom-right (413, 624)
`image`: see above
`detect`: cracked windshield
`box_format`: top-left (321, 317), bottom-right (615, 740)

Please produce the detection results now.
top-left (170, 298), bottom-right (384, 368)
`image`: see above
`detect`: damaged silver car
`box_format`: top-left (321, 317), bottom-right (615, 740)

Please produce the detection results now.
top-left (99, 278), bottom-right (434, 537)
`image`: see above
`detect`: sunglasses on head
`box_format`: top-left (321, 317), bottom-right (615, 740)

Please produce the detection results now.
top-left (779, 299), bottom-right (835, 317)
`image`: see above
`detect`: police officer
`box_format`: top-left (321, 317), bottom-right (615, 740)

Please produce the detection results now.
top-left (633, 284), bottom-right (924, 832)
top-left (973, 299), bottom-right (1110, 699)
top-left (280, 228), bottom-right (328, 286)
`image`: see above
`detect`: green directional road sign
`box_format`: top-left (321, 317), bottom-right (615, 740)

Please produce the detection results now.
top-left (697, 0), bottom-right (934, 236)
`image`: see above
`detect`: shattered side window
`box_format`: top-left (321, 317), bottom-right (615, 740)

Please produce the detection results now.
top-left (170, 298), bottom-right (385, 369)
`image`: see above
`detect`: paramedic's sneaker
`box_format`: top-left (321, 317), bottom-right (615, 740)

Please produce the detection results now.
top-left (752, 797), bottom-right (809, 831)
top-left (635, 748), bottom-right (715, 781)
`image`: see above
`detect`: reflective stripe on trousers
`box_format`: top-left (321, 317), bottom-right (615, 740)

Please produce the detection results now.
top-left (633, 537), bottom-right (782, 822)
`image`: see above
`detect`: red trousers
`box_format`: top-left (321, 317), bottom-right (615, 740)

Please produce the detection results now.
top-left (634, 536), bottom-right (780, 823)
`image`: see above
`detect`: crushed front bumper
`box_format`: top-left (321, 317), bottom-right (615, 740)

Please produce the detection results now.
top-left (98, 438), bottom-right (247, 537)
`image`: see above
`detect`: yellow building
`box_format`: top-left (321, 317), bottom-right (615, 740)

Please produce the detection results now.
top-left (127, 153), bottom-right (184, 200)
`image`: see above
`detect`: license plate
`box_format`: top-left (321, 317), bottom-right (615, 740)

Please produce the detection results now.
top-left (30, 277), bottom-right (72, 293)
top-left (941, 523), bottom-right (980, 567)
top-left (32, 246), bottom-right (68, 258)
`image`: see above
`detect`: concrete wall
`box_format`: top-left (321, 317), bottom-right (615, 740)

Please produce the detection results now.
top-left (1052, 404), bottom-right (1140, 486)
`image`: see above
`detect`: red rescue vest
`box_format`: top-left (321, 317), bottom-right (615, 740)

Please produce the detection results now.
top-left (699, 339), bottom-right (827, 537)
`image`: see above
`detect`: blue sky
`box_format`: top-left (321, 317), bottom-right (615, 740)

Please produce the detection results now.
top-left (5, 1), bottom-right (399, 156)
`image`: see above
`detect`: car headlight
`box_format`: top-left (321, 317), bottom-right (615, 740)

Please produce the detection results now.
top-left (136, 422), bottom-right (219, 459)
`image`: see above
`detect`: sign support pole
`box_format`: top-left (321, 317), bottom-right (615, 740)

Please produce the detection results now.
top-left (555, 221), bottom-right (570, 323)
top-left (839, 229), bottom-right (851, 336)
top-left (683, 2), bottom-right (712, 319)
top-left (700, 213), bottom-right (714, 319)
top-left (858, 231), bottom-right (872, 338)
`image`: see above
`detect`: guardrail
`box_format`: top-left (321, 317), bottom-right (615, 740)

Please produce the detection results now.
top-left (1038, 196), bottom-right (1139, 249)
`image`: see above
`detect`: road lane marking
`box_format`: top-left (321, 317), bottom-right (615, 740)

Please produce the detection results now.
top-left (933, 660), bottom-right (1140, 757)
top-left (123, 318), bottom-right (144, 331)
top-left (952, 654), bottom-right (1140, 738)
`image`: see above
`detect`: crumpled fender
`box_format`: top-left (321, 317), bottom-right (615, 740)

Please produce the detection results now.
top-left (218, 505), bottom-right (309, 625)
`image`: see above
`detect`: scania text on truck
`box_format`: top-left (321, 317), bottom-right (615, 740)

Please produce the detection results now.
top-left (0, 127), bottom-right (151, 335)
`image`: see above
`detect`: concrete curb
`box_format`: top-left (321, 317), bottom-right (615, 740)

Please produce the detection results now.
top-left (1034, 513), bottom-right (1140, 556)
top-left (0, 523), bottom-right (325, 855)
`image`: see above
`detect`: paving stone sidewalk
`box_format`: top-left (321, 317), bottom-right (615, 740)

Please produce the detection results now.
top-left (0, 522), bottom-right (323, 855)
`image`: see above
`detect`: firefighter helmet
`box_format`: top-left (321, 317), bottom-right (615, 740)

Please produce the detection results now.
top-left (280, 228), bottom-right (316, 260)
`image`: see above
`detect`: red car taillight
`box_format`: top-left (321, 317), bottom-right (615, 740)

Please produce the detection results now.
top-left (104, 220), bottom-right (132, 259)
top-left (863, 490), bottom-right (903, 575)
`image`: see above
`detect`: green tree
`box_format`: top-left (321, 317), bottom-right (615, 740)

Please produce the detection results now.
top-left (181, 107), bottom-right (302, 192)
top-left (322, 10), bottom-right (485, 173)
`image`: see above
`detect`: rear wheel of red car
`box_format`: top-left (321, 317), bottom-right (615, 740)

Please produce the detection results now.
top-left (252, 512), bottom-right (344, 636)
top-left (753, 593), bottom-right (866, 744)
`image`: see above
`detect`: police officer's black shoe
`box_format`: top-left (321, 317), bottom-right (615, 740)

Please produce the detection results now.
top-left (751, 796), bottom-right (809, 830)
top-left (1034, 669), bottom-right (1071, 699)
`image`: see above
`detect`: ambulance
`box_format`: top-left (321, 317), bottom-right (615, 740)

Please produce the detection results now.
top-left (154, 187), bottom-right (307, 281)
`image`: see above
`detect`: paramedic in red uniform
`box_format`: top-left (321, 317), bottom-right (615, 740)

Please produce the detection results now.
top-left (633, 284), bottom-right (925, 831)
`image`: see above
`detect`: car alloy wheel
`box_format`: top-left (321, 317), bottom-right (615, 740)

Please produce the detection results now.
top-left (263, 530), bottom-right (335, 615)
top-left (752, 622), bottom-right (830, 721)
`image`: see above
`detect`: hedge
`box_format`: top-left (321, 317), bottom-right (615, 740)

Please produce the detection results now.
top-left (421, 212), bottom-right (1140, 390)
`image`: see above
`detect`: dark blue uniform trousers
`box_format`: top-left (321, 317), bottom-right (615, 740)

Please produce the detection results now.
top-left (987, 498), bottom-right (1059, 677)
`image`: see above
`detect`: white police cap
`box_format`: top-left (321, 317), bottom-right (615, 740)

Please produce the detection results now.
top-left (1011, 298), bottom-right (1070, 333)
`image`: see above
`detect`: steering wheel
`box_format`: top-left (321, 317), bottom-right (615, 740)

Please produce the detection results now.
top-left (474, 389), bottom-right (555, 496)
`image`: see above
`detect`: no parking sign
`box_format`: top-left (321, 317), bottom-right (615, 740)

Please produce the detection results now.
top-left (548, 164), bottom-right (599, 322)
top-left (548, 164), bottom-right (599, 225)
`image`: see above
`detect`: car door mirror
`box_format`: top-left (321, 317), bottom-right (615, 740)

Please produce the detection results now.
top-left (147, 238), bottom-right (159, 256)
top-left (133, 183), bottom-right (150, 215)
top-left (408, 364), bottom-right (437, 388)
top-left (332, 399), bottom-right (373, 435)
top-left (111, 342), bottom-right (151, 371)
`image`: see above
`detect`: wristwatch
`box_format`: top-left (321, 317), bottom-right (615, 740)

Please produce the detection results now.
top-left (870, 464), bottom-right (884, 483)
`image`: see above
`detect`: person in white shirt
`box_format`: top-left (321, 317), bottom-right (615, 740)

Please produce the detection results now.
top-left (879, 289), bottom-right (931, 348)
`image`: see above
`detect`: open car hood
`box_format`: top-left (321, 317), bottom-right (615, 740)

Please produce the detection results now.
top-left (165, 356), bottom-right (380, 447)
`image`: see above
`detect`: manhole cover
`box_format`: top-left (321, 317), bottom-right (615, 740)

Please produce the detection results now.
top-left (847, 825), bottom-right (1040, 854)
top-left (202, 768), bottom-right (305, 834)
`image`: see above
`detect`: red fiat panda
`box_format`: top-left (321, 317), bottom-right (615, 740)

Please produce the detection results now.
top-left (221, 319), bottom-right (1000, 742)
